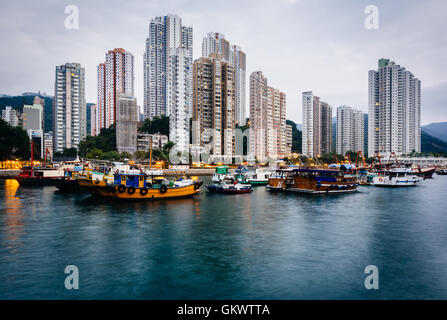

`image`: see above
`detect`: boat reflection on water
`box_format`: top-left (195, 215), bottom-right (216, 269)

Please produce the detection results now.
top-left (2, 179), bottom-right (24, 255)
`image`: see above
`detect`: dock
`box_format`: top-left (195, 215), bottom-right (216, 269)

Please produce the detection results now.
top-left (0, 170), bottom-right (20, 179)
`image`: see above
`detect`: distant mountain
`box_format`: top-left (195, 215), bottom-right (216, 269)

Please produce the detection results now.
top-left (421, 131), bottom-right (447, 153)
top-left (422, 122), bottom-right (447, 143)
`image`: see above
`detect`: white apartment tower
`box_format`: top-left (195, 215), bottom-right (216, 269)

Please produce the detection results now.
top-left (368, 58), bottom-right (421, 157)
top-left (167, 47), bottom-right (192, 153)
top-left (302, 91), bottom-right (332, 157)
top-left (144, 14), bottom-right (193, 119)
top-left (336, 106), bottom-right (364, 155)
top-left (53, 62), bottom-right (86, 152)
top-left (97, 48), bottom-right (134, 130)
top-left (202, 32), bottom-right (247, 125)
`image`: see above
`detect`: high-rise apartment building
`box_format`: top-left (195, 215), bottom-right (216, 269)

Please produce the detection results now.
top-left (249, 71), bottom-right (267, 160)
top-left (1, 106), bottom-right (19, 126)
top-left (368, 58), bottom-right (421, 157)
top-left (23, 103), bottom-right (44, 157)
top-left (202, 32), bottom-right (246, 125)
top-left (249, 71), bottom-right (287, 161)
top-left (193, 54), bottom-right (236, 157)
top-left (116, 94), bottom-right (138, 154)
top-left (44, 131), bottom-right (53, 157)
top-left (302, 91), bottom-right (332, 157)
top-left (144, 14), bottom-right (193, 119)
top-left (286, 124), bottom-right (293, 156)
top-left (320, 101), bottom-right (332, 155)
top-left (97, 48), bottom-right (134, 130)
top-left (336, 106), bottom-right (365, 155)
top-left (53, 63), bottom-right (86, 153)
top-left (90, 104), bottom-right (97, 136)
top-left (167, 47), bottom-right (192, 153)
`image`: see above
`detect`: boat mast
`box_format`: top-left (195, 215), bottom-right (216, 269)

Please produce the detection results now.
top-left (30, 140), bottom-right (34, 175)
top-left (149, 135), bottom-right (153, 169)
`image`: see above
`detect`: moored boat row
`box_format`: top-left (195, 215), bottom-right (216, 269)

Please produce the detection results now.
top-left (12, 156), bottom-right (444, 202)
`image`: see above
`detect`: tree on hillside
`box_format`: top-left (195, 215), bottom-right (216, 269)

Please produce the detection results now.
top-left (139, 115), bottom-right (169, 136)
top-left (152, 141), bottom-right (175, 163)
top-left (286, 120), bottom-right (302, 153)
top-left (78, 126), bottom-right (116, 157)
top-left (0, 118), bottom-right (30, 161)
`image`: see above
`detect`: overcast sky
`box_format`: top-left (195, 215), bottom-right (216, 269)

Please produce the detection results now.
top-left (0, 0), bottom-right (446, 125)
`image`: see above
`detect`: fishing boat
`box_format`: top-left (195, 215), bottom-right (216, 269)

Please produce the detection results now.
top-left (206, 179), bottom-right (253, 194)
top-left (15, 141), bottom-right (64, 186)
top-left (436, 168), bottom-right (447, 175)
top-left (411, 166), bottom-right (436, 179)
top-left (234, 166), bottom-right (271, 186)
top-left (267, 167), bottom-right (358, 194)
top-left (84, 172), bottom-right (203, 200)
top-left (371, 168), bottom-right (422, 187)
top-left (211, 165), bottom-right (232, 183)
top-left (15, 166), bottom-right (64, 186)
top-left (77, 169), bottom-right (113, 192)
top-left (53, 166), bottom-right (84, 192)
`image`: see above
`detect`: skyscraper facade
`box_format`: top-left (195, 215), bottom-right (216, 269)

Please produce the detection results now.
top-left (286, 124), bottom-right (293, 156)
top-left (167, 47), bottom-right (192, 153)
top-left (90, 104), bottom-right (97, 136)
top-left (302, 91), bottom-right (332, 157)
top-left (193, 54), bottom-right (236, 157)
top-left (202, 32), bottom-right (246, 125)
top-left (336, 105), bottom-right (364, 155)
top-left (144, 14), bottom-right (193, 119)
top-left (97, 48), bottom-right (134, 130)
top-left (249, 71), bottom-right (268, 160)
top-left (368, 58), bottom-right (421, 157)
top-left (53, 62), bottom-right (86, 153)
top-left (249, 71), bottom-right (287, 161)
top-left (319, 101), bottom-right (332, 156)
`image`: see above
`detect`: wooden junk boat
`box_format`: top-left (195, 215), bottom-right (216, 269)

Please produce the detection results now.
top-left (267, 167), bottom-right (359, 194)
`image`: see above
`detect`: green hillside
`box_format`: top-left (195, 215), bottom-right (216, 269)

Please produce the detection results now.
top-left (421, 131), bottom-right (447, 153)
top-left (286, 120), bottom-right (302, 153)
top-left (422, 122), bottom-right (447, 142)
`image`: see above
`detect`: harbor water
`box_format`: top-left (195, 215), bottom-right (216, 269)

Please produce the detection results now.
top-left (1, 176), bottom-right (446, 299)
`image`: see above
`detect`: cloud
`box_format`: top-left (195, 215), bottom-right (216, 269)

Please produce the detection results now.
top-left (0, 0), bottom-right (446, 125)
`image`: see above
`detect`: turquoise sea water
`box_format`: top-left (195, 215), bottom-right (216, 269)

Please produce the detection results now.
top-left (0, 176), bottom-right (446, 299)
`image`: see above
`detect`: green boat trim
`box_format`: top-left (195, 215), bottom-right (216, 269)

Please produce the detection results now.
top-left (249, 180), bottom-right (268, 186)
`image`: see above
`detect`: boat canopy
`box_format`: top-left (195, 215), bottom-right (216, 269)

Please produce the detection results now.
top-left (215, 166), bottom-right (229, 174)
